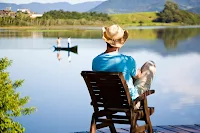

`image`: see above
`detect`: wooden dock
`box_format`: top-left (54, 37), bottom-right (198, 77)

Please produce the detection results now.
top-left (75, 124), bottom-right (200, 133)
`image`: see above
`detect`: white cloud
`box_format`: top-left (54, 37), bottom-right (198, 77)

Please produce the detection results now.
top-left (125, 50), bottom-right (200, 110)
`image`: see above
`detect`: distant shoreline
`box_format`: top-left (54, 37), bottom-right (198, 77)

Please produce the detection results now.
top-left (1, 24), bottom-right (200, 31)
top-left (1, 11), bottom-right (199, 30)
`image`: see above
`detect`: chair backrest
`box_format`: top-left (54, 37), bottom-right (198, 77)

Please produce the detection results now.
top-left (81, 71), bottom-right (132, 112)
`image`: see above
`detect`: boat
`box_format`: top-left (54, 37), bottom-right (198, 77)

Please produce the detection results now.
top-left (53, 45), bottom-right (78, 54)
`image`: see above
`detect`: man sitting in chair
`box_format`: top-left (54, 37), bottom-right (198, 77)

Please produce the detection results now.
top-left (92, 24), bottom-right (156, 107)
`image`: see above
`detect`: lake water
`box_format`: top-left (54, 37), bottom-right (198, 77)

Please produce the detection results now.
top-left (0, 26), bottom-right (200, 133)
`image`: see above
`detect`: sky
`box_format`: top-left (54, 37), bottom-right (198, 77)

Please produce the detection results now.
top-left (0, 0), bottom-right (106, 4)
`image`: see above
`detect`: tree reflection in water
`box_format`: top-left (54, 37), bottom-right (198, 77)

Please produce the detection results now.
top-left (156, 28), bottom-right (200, 49)
top-left (1, 27), bottom-right (200, 50)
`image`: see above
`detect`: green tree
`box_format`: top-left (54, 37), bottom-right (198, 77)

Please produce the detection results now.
top-left (154, 0), bottom-right (200, 24)
top-left (164, 0), bottom-right (179, 10)
top-left (174, 14), bottom-right (182, 22)
top-left (0, 57), bottom-right (36, 133)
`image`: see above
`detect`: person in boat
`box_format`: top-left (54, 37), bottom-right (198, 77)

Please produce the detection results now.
top-left (56, 37), bottom-right (62, 47)
top-left (92, 24), bottom-right (156, 108)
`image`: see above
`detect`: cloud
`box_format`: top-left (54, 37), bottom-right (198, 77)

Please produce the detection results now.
top-left (125, 50), bottom-right (200, 110)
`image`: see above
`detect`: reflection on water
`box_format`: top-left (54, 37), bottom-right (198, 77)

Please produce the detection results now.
top-left (1, 27), bottom-right (200, 50)
top-left (43, 30), bottom-right (101, 39)
top-left (57, 51), bottom-right (62, 61)
top-left (157, 28), bottom-right (200, 49)
top-left (0, 27), bottom-right (200, 133)
top-left (54, 50), bottom-right (78, 62)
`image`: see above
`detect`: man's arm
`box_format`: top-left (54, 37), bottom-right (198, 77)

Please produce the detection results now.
top-left (129, 56), bottom-right (141, 79)
top-left (132, 69), bottom-right (142, 84)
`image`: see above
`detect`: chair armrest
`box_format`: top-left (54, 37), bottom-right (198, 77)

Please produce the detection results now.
top-left (132, 90), bottom-right (155, 106)
top-left (142, 90), bottom-right (155, 97)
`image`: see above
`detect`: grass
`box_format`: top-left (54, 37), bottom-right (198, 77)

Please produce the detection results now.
top-left (110, 12), bottom-right (179, 26)
top-left (111, 12), bottom-right (158, 23)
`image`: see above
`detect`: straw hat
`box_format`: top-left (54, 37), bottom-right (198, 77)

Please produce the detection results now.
top-left (102, 24), bottom-right (128, 48)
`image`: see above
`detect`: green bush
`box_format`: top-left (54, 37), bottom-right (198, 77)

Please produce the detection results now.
top-left (0, 57), bottom-right (36, 133)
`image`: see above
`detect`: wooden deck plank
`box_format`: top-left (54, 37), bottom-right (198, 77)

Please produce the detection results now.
top-left (74, 131), bottom-right (90, 133)
top-left (97, 129), bottom-right (106, 133)
top-left (157, 125), bottom-right (191, 133)
top-left (75, 124), bottom-right (200, 133)
top-left (121, 126), bottom-right (177, 133)
top-left (120, 127), bottom-right (159, 133)
top-left (195, 124), bottom-right (200, 127)
top-left (98, 128), bottom-right (129, 133)
top-left (117, 128), bottom-right (129, 133)
top-left (120, 127), bottom-right (129, 132)
top-left (184, 125), bottom-right (200, 131)
top-left (153, 126), bottom-right (176, 133)
top-left (170, 125), bottom-right (200, 133)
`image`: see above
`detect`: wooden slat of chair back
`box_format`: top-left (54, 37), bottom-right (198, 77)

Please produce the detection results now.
top-left (81, 71), bottom-right (132, 111)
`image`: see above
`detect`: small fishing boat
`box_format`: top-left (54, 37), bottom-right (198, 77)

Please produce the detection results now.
top-left (53, 45), bottom-right (78, 54)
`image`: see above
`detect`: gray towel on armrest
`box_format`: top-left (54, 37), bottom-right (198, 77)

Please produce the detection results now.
top-left (134, 61), bottom-right (156, 95)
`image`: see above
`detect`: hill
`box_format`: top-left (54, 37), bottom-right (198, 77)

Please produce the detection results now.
top-left (90, 0), bottom-right (200, 13)
top-left (0, 1), bottom-right (103, 13)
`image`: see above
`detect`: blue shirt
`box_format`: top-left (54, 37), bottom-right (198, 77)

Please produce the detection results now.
top-left (92, 51), bottom-right (139, 100)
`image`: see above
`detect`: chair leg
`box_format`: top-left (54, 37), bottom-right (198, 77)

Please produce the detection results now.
top-left (130, 110), bottom-right (138, 133)
top-left (143, 98), bottom-right (153, 133)
top-left (90, 113), bottom-right (96, 133)
top-left (145, 113), bottom-right (153, 133)
top-left (106, 115), bottom-right (117, 133)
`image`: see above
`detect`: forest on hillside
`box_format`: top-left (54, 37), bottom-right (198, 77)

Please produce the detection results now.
top-left (0, 11), bottom-right (111, 26)
top-left (0, 1), bottom-right (200, 26)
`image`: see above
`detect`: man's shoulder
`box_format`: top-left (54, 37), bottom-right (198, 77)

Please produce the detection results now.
top-left (92, 53), bottom-right (104, 64)
top-left (93, 53), bottom-right (103, 59)
top-left (93, 52), bottom-right (134, 61)
top-left (120, 54), bottom-right (134, 60)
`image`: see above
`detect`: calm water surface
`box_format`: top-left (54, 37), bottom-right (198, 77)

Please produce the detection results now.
top-left (0, 26), bottom-right (200, 133)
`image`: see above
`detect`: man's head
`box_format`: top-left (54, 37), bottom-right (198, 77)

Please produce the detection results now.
top-left (102, 24), bottom-right (128, 48)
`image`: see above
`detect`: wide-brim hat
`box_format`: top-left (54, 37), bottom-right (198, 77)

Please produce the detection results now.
top-left (102, 24), bottom-right (128, 48)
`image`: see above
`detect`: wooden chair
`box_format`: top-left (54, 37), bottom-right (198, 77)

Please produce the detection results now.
top-left (81, 71), bottom-right (155, 133)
